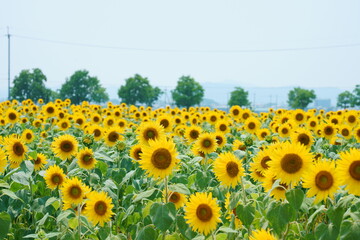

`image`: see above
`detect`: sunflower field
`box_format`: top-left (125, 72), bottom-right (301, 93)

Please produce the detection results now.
top-left (0, 99), bottom-right (360, 240)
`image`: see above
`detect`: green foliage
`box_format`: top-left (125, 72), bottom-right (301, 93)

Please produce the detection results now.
top-left (117, 74), bottom-right (162, 106)
top-left (171, 76), bottom-right (204, 108)
top-left (353, 84), bottom-right (360, 107)
top-left (11, 68), bottom-right (52, 102)
top-left (287, 87), bottom-right (316, 109)
top-left (59, 70), bottom-right (109, 104)
top-left (228, 87), bottom-right (250, 107)
top-left (337, 91), bottom-right (354, 108)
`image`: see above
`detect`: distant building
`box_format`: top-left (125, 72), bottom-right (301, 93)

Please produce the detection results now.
top-left (315, 99), bottom-right (331, 109)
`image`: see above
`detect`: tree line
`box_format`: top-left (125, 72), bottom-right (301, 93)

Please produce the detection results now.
top-left (9, 68), bottom-right (360, 109)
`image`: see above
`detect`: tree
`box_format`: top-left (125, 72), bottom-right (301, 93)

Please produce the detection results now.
top-left (353, 84), bottom-right (360, 107)
top-left (228, 87), bottom-right (251, 107)
top-left (287, 87), bottom-right (316, 109)
top-left (171, 76), bottom-right (204, 108)
top-left (11, 68), bottom-right (52, 102)
top-left (59, 70), bottom-right (109, 105)
top-left (337, 91), bottom-right (354, 109)
top-left (118, 74), bottom-right (162, 106)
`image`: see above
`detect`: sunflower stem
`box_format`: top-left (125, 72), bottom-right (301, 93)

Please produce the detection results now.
top-left (240, 178), bottom-right (247, 205)
top-left (282, 222), bottom-right (290, 240)
top-left (29, 177), bottom-right (35, 228)
top-left (78, 203), bottom-right (82, 240)
top-left (164, 176), bottom-right (168, 203)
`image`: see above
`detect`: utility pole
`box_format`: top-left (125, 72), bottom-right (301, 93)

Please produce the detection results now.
top-left (7, 27), bottom-right (11, 100)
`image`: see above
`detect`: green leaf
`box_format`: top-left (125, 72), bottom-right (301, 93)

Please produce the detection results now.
top-left (327, 205), bottom-right (345, 230)
top-left (215, 233), bottom-right (228, 240)
top-left (218, 226), bottom-right (237, 233)
top-left (136, 225), bottom-right (157, 240)
top-left (286, 188), bottom-right (304, 211)
top-left (168, 183), bottom-right (191, 195)
top-left (133, 189), bottom-right (156, 202)
top-left (266, 202), bottom-right (295, 236)
top-left (0, 212), bottom-right (11, 239)
top-left (23, 233), bottom-right (39, 239)
top-left (94, 152), bottom-right (114, 162)
top-left (236, 203), bottom-right (255, 227)
top-left (104, 179), bottom-right (118, 190)
top-left (68, 217), bottom-right (79, 229)
top-left (150, 202), bottom-right (176, 232)
top-left (45, 197), bottom-right (58, 207)
top-left (38, 212), bottom-right (49, 226)
top-left (315, 223), bottom-right (338, 240)
top-left (1, 189), bottom-right (24, 202)
top-left (177, 215), bottom-right (197, 240)
top-left (340, 220), bottom-right (360, 239)
top-left (307, 205), bottom-right (325, 225)
top-left (11, 172), bottom-right (30, 186)
top-left (57, 210), bottom-right (72, 223)
top-left (0, 180), bottom-right (10, 189)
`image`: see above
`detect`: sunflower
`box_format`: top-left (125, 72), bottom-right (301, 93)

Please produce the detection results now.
top-left (44, 165), bottom-right (67, 189)
top-left (157, 115), bottom-right (173, 132)
top-left (232, 139), bottom-right (246, 151)
top-left (184, 125), bottom-right (202, 143)
top-left (195, 132), bottom-right (218, 154)
top-left (0, 149), bottom-right (8, 173)
top-left (354, 126), bottom-right (360, 143)
top-left (249, 161), bottom-right (266, 183)
top-left (104, 116), bottom-right (116, 128)
top-left (214, 132), bottom-right (227, 149)
top-left (77, 148), bottom-right (97, 170)
top-left (338, 124), bottom-right (352, 140)
top-left (61, 177), bottom-right (87, 204)
top-left (215, 120), bottom-right (230, 134)
top-left (224, 192), bottom-right (242, 228)
top-left (51, 134), bottom-right (79, 160)
top-left (344, 110), bottom-right (358, 126)
top-left (290, 128), bottom-right (313, 148)
top-left (249, 229), bottom-right (277, 240)
top-left (213, 152), bottom-right (244, 187)
top-left (104, 127), bottom-right (124, 147)
top-left (31, 153), bottom-right (48, 171)
top-left (167, 191), bottom-right (187, 209)
top-left (251, 148), bottom-right (272, 175)
top-left (257, 128), bottom-right (271, 141)
top-left (57, 119), bottom-right (71, 131)
top-left (302, 160), bottom-right (339, 203)
top-left (184, 192), bottom-right (221, 236)
top-left (269, 142), bottom-right (313, 185)
top-left (278, 123), bottom-right (292, 138)
top-left (21, 129), bottom-right (35, 143)
top-left (5, 137), bottom-right (28, 163)
top-left (337, 149), bottom-right (360, 196)
top-left (87, 125), bottom-right (104, 141)
top-left (320, 123), bottom-right (337, 140)
top-left (240, 109), bottom-right (252, 122)
top-left (83, 191), bottom-right (114, 226)
top-left (91, 113), bottom-right (102, 124)
top-left (42, 102), bottom-right (57, 118)
top-left (130, 144), bottom-right (142, 161)
top-left (5, 108), bottom-right (19, 124)
top-left (139, 139), bottom-right (178, 179)
top-left (244, 117), bottom-right (261, 134)
top-left (292, 109), bottom-right (306, 125)
top-left (229, 105), bottom-right (242, 119)
top-left (137, 121), bottom-right (165, 145)
top-left (262, 171), bottom-right (288, 201)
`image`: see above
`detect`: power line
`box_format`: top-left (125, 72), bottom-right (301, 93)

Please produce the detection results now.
top-left (11, 34), bottom-right (360, 53)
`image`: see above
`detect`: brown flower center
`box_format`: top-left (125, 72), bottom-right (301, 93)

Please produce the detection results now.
top-left (26, 133), bottom-right (32, 140)
top-left (261, 156), bottom-right (271, 170)
top-left (203, 139), bottom-right (212, 148)
top-left (76, 119), bottom-right (84, 125)
top-left (297, 133), bottom-right (310, 146)
top-left (46, 107), bottom-right (55, 114)
top-left (94, 129), bottom-right (101, 137)
top-left (232, 109), bottom-right (240, 116)
top-left (216, 136), bottom-right (223, 146)
top-left (94, 201), bottom-right (107, 216)
top-left (315, 171), bottom-right (333, 190)
top-left (190, 130), bottom-right (199, 139)
top-left (169, 192), bottom-right (180, 203)
top-left (93, 116), bottom-right (100, 122)
top-left (281, 128), bottom-right (289, 135)
top-left (348, 115), bottom-right (356, 123)
top-left (219, 124), bottom-right (227, 132)
top-left (134, 148), bottom-right (142, 160)
top-left (248, 122), bottom-right (256, 130)
top-left (60, 140), bottom-right (74, 152)
top-left (82, 154), bottom-right (93, 165)
top-left (324, 126), bottom-right (334, 136)
top-left (226, 161), bottom-right (239, 178)
top-left (349, 161), bottom-right (360, 181)
top-left (196, 204), bottom-right (213, 222)
top-left (13, 142), bottom-right (25, 156)
top-left (160, 119), bottom-right (169, 128)
top-left (34, 157), bottom-right (41, 165)
top-left (295, 113), bottom-right (304, 121)
top-left (144, 128), bottom-right (158, 141)
top-left (210, 116), bottom-right (217, 122)
top-left (341, 129), bottom-right (350, 137)
top-left (108, 131), bottom-right (119, 142)
top-left (281, 153), bottom-right (303, 174)
top-left (261, 131), bottom-right (268, 138)
top-left (61, 122), bottom-right (68, 128)
top-left (9, 112), bottom-right (17, 120)
top-left (107, 119), bottom-right (114, 126)
top-left (151, 148), bottom-right (172, 169)
top-left (310, 121), bottom-right (316, 127)
top-left (52, 174), bottom-right (63, 184)
top-left (242, 113), bottom-right (250, 120)
top-left (70, 186), bottom-right (82, 198)
top-left (255, 170), bottom-right (264, 178)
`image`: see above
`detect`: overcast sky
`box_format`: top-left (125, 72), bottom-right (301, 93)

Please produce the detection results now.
top-left (1, 0), bottom-right (360, 100)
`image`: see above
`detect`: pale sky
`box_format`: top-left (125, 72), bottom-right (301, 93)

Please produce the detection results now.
top-left (1, 0), bottom-right (360, 101)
